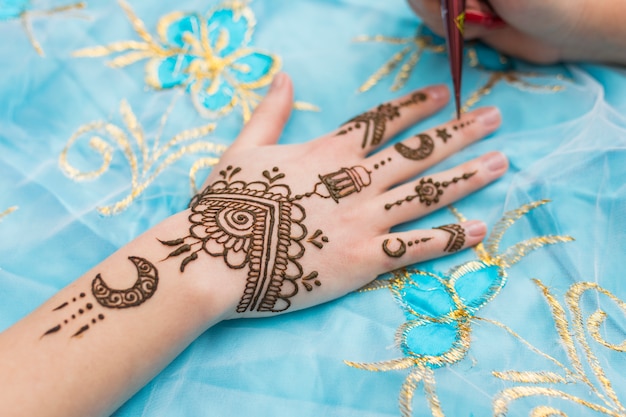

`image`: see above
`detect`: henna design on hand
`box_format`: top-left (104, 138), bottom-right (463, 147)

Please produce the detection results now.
top-left (434, 224), bottom-right (466, 253)
top-left (336, 92), bottom-right (427, 149)
top-left (160, 166), bottom-right (325, 313)
top-left (435, 128), bottom-right (452, 143)
top-left (382, 237), bottom-right (433, 258)
top-left (394, 133), bottom-right (435, 160)
top-left (293, 165), bottom-right (372, 202)
top-left (384, 172), bottom-right (476, 210)
top-left (41, 256), bottom-right (158, 339)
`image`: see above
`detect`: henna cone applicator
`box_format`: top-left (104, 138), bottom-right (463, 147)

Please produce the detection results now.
top-left (440, 0), bottom-right (466, 120)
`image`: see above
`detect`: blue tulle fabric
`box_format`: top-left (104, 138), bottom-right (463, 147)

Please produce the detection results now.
top-left (1, 1), bottom-right (625, 416)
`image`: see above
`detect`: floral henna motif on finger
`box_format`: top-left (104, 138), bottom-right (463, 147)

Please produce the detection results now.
top-left (337, 92), bottom-right (428, 149)
top-left (384, 172), bottom-right (476, 210)
top-left (159, 166), bottom-right (326, 313)
top-left (41, 256), bottom-right (158, 339)
top-left (382, 237), bottom-right (433, 258)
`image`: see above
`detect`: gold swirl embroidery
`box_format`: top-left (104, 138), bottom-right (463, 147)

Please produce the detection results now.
top-left (353, 24), bottom-right (446, 93)
top-left (461, 46), bottom-right (568, 114)
top-left (490, 280), bottom-right (626, 416)
top-left (349, 200), bottom-right (574, 417)
top-left (8, 2), bottom-right (86, 56)
top-left (59, 99), bottom-right (226, 215)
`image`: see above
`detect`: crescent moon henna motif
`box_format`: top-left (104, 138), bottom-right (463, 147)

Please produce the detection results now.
top-left (92, 256), bottom-right (159, 308)
top-left (394, 134), bottom-right (435, 161)
top-left (382, 238), bottom-right (407, 258)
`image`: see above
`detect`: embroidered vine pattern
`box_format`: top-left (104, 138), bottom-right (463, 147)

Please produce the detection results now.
top-left (336, 92), bottom-right (427, 149)
top-left (384, 172), bottom-right (476, 210)
top-left (41, 256), bottom-right (158, 339)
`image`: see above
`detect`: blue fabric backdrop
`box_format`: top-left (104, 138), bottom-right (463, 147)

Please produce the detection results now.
top-left (1, 1), bottom-right (625, 416)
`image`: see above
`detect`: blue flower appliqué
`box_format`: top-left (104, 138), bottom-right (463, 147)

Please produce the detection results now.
top-left (74, 1), bottom-right (281, 121)
top-left (346, 200), bottom-right (573, 417)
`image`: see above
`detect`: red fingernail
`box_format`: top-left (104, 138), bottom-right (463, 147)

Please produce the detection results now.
top-left (465, 10), bottom-right (505, 28)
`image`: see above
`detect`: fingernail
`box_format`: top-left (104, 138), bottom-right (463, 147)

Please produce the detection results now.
top-left (269, 72), bottom-right (286, 92)
top-left (423, 84), bottom-right (449, 102)
top-left (463, 220), bottom-right (487, 237)
top-left (474, 106), bottom-right (501, 129)
top-left (482, 151), bottom-right (508, 172)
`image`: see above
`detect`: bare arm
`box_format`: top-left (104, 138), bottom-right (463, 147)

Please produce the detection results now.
top-left (0, 74), bottom-right (508, 417)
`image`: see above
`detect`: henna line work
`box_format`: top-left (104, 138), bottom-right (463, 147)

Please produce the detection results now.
top-left (435, 224), bottom-right (466, 253)
top-left (384, 172), bottom-right (476, 210)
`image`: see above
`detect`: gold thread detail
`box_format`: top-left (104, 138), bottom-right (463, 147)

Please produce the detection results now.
top-left (59, 100), bottom-right (225, 215)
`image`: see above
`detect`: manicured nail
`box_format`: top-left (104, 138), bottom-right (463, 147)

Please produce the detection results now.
top-left (269, 72), bottom-right (286, 92)
top-left (474, 106), bottom-right (501, 128)
top-left (465, 10), bottom-right (505, 28)
top-left (482, 151), bottom-right (508, 172)
top-left (463, 220), bottom-right (487, 237)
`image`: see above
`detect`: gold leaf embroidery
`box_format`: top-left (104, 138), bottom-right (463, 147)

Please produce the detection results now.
top-left (59, 100), bottom-right (226, 215)
top-left (0, 206), bottom-right (18, 223)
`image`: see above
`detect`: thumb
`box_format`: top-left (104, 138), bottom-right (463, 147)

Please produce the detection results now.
top-left (230, 72), bottom-right (294, 150)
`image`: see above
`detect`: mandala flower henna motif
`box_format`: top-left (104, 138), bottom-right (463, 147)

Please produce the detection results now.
top-left (385, 172), bottom-right (476, 210)
top-left (160, 166), bottom-right (324, 313)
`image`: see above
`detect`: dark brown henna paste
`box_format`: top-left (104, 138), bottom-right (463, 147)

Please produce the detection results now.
top-left (160, 166), bottom-right (324, 313)
top-left (435, 128), bottom-right (452, 143)
top-left (41, 257), bottom-right (157, 339)
top-left (384, 172), bottom-right (476, 210)
top-left (394, 134), bottom-right (435, 161)
top-left (92, 256), bottom-right (158, 308)
top-left (382, 236), bottom-right (433, 258)
top-left (294, 165), bottom-right (372, 202)
top-left (435, 224), bottom-right (466, 253)
top-left (337, 92), bottom-right (427, 149)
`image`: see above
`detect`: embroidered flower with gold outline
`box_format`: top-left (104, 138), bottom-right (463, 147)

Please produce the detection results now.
top-left (73, 0), bottom-right (281, 121)
top-left (346, 200), bottom-right (573, 417)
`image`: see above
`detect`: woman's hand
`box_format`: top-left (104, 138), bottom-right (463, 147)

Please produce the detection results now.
top-left (160, 73), bottom-right (508, 319)
top-left (408, 0), bottom-right (626, 65)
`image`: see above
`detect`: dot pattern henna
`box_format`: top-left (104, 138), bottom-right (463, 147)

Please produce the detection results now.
top-left (41, 256), bottom-right (158, 339)
top-left (384, 172), bottom-right (476, 210)
top-left (435, 224), bottom-right (466, 253)
top-left (160, 166), bottom-right (324, 313)
top-left (336, 92), bottom-right (428, 149)
top-left (382, 237), bottom-right (433, 258)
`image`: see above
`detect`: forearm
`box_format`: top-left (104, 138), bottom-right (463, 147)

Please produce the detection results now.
top-left (0, 211), bottom-right (238, 417)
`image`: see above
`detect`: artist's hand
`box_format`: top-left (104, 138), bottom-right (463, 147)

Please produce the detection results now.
top-left (408, 0), bottom-right (626, 65)
top-left (160, 73), bottom-right (507, 319)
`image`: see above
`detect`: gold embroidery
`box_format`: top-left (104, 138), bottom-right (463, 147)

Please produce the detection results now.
top-left (59, 100), bottom-right (226, 215)
top-left (348, 200), bottom-right (573, 417)
top-left (353, 25), bottom-right (446, 93)
top-left (73, 0), bottom-right (316, 120)
top-left (491, 280), bottom-right (626, 416)
top-left (461, 47), bottom-right (567, 114)
top-left (0, 206), bottom-right (18, 223)
top-left (12, 2), bottom-right (86, 56)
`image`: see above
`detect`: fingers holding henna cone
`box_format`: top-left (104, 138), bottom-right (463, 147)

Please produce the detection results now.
top-left (372, 220), bottom-right (487, 272)
top-left (332, 85), bottom-right (450, 156)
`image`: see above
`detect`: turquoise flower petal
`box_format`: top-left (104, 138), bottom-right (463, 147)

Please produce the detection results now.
top-left (194, 78), bottom-right (234, 113)
top-left (231, 51), bottom-right (276, 85)
top-left (207, 8), bottom-right (250, 57)
top-left (402, 320), bottom-right (460, 359)
top-left (396, 273), bottom-right (454, 319)
top-left (452, 263), bottom-right (504, 312)
top-left (156, 55), bottom-right (195, 89)
top-left (165, 14), bottom-right (201, 49)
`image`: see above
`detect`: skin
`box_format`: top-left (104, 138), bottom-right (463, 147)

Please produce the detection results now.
top-left (0, 73), bottom-right (508, 417)
top-left (408, 0), bottom-right (626, 65)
